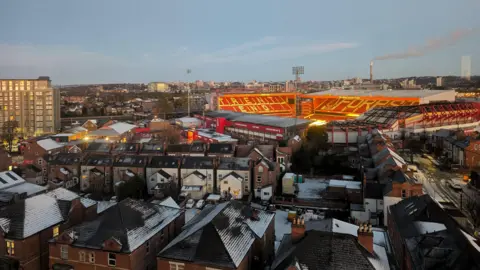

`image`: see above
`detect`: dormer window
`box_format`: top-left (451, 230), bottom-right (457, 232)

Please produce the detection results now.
top-left (108, 253), bottom-right (116, 266)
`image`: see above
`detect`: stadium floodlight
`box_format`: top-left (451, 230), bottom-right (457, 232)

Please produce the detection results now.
top-left (292, 66), bottom-right (304, 76)
top-left (186, 69), bottom-right (191, 116)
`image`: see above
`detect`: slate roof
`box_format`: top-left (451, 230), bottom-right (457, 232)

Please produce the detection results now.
top-left (112, 143), bottom-right (138, 153)
top-left (190, 142), bottom-right (205, 153)
top-left (85, 143), bottom-right (111, 153)
top-left (158, 201), bottom-right (274, 268)
top-left (63, 198), bottom-right (182, 253)
top-left (167, 144), bottom-right (191, 153)
top-left (113, 155), bottom-right (148, 167)
top-left (149, 156), bottom-right (181, 168)
top-left (217, 157), bottom-right (250, 170)
top-left (365, 183), bottom-right (385, 199)
top-left (182, 157), bottom-right (215, 169)
top-left (141, 142), bottom-right (165, 154)
top-left (389, 195), bottom-right (475, 269)
top-left (208, 143), bottom-right (235, 154)
top-left (0, 192), bottom-right (70, 239)
top-left (82, 155), bottom-right (113, 166)
top-left (49, 153), bottom-right (82, 165)
top-left (272, 231), bottom-right (376, 270)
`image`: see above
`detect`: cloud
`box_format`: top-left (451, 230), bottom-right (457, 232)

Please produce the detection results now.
top-left (192, 37), bottom-right (358, 64)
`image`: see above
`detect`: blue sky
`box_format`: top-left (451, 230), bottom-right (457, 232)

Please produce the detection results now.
top-left (1, 0), bottom-right (479, 84)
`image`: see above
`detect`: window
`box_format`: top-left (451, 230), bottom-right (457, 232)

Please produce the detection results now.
top-left (218, 174), bottom-right (223, 180)
top-left (53, 225), bottom-right (60, 237)
top-left (146, 241), bottom-right (150, 253)
top-left (401, 189), bottom-right (407, 198)
top-left (256, 175), bottom-right (262, 183)
top-left (263, 192), bottom-right (270, 196)
top-left (169, 262), bottom-right (185, 270)
top-left (88, 252), bottom-right (95, 263)
top-left (223, 181), bottom-right (228, 184)
top-left (108, 253), bottom-right (116, 266)
top-left (278, 157), bottom-right (285, 164)
top-left (5, 240), bottom-right (14, 255)
top-left (79, 251), bottom-right (86, 262)
top-left (60, 245), bottom-right (68, 260)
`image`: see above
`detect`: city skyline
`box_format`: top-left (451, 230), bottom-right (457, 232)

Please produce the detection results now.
top-left (1, 0), bottom-right (480, 84)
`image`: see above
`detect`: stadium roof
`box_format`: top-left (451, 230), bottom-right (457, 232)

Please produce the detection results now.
top-left (205, 111), bottom-right (312, 128)
top-left (305, 89), bottom-right (455, 98)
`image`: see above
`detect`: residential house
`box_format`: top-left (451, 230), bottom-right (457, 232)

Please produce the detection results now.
top-left (146, 156), bottom-right (182, 196)
top-left (388, 194), bottom-right (480, 270)
top-left (0, 170), bottom-right (46, 198)
top-left (80, 155), bottom-right (113, 194)
top-left (180, 157), bottom-right (216, 195)
top-left (112, 155), bottom-right (148, 186)
top-left (207, 143), bottom-right (235, 157)
top-left (23, 138), bottom-right (64, 183)
top-left (217, 157), bottom-right (252, 198)
top-left (81, 120), bottom-right (99, 132)
top-left (140, 142), bottom-right (165, 156)
top-left (66, 126), bottom-right (89, 140)
top-left (253, 157), bottom-right (280, 200)
top-left (49, 198), bottom-right (184, 270)
top-left (48, 153), bottom-right (82, 190)
top-left (0, 188), bottom-right (97, 270)
top-left (23, 164), bottom-right (43, 185)
top-left (276, 146), bottom-right (293, 173)
top-left (363, 182), bottom-right (386, 226)
top-left (167, 142), bottom-right (206, 157)
top-left (157, 201), bottom-right (275, 270)
top-left (111, 143), bottom-right (139, 156)
top-left (236, 144), bottom-right (275, 161)
top-left (84, 142), bottom-right (111, 155)
top-left (271, 218), bottom-right (392, 270)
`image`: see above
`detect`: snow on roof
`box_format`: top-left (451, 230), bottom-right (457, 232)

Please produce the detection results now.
top-left (159, 197), bottom-right (180, 209)
top-left (0, 171), bottom-right (26, 190)
top-left (53, 133), bottom-right (75, 137)
top-left (185, 208), bottom-right (199, 223)
top-left (96, 201), bottom-right (117, 214)
top-left (3, 182), bottom-right (47, 197)
top-left (37, 138), bottom-right (63, 151)
top-left (206, 194), bottom-right (221, 201)
top-left (297, 179), bottom-right (328, 200)
top-left (46, 188), bottom-right (79, 201)
top-left (274, 210), bottom-right (292, 252)
top-left (108, 122), bottom-right (137, 134)
top-left (329, 179), bottom-right (362, 190)
top-left (413, 221), bottom-right (447, 235)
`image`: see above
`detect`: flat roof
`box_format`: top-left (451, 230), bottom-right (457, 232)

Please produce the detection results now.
top-left (305, 89), bottom-right (455, 98)
top-left (206, 111), bottom-right (311, 128)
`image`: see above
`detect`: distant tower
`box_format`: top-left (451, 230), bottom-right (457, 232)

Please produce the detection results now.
top-left (461, 56), bottom-right (471, 81)
top-left (436, 77), bottom-right (443, 87)
top-left (369, 61), bottom-right (374, 83)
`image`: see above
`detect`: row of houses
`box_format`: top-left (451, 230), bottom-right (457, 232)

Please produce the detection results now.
top-left (431, 129), bottom-right (480, 168)
top-left (20, 138), bottom-right (294, 201)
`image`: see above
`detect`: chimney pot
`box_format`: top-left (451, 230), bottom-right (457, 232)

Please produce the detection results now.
top-left (357, 223), bottom-right (374, 254)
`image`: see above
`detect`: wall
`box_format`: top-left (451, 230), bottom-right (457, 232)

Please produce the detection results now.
top-left (217, 169), bottom-right (250, 194)
top-left (146, 167), bottom-right (179, 195)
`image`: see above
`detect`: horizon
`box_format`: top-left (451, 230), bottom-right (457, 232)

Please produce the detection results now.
top-left (1, 0), bottom-right (480, 84)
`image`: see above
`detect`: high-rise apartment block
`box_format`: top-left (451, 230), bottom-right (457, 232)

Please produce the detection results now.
top-left (436, 76), bottom-right (443, 87)
top-left (461, 55), bottom-right (471, 81)
top-left (0, 76), bottom-right (60, 137)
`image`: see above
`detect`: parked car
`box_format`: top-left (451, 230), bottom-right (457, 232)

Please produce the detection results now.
top-left (186, 199), bottom-right (195, 208)
top-left (196, 199), bottom-right (205, 209)
top-left (448, 180), bottom-right (463, 191)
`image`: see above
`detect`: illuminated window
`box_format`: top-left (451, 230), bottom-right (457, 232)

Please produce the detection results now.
top-left (108, 253), bottom-right (116, 266)
top-left (5, 240), bottom-right (14, 255)
top-left (53, 225), bottom-right (60, 237)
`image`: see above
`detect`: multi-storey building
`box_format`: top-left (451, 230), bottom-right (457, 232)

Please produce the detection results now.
top-left (0, 76), bottom-right (60, 137)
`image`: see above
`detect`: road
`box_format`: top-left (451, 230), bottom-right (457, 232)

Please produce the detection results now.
top-left (403, 152), bottom-right (476, 231)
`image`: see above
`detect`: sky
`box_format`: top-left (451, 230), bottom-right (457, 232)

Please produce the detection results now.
top-left (1, 0), bottom-right (480, 84)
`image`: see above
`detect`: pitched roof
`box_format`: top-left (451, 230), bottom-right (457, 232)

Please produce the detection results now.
top-left (64, 198), bottom-right (182, 253)
top-left (217, 157), bottom-right (250, 170)
top-left (113, 155), bottom-right (148, 167)
top-left (208, 143), bottom-right (234, 154)
top-left (49, 153), bottom-right (82, 165)
top-left (37, 139), bottom-right (64, 151)
top-left (82, 155), bottom-right (113, 166)
top-left (112, 143), bottom-right (138, 153)
top-left (159, 201), bottom-right (274, 268)
top-left (0, 194), bottom-right (65, 239)
top-left (182, 157), bottom-right (215, 169)
top-left (149, 156), bottom-right (181, 168)
top-left (85, 142), bottom-right (111, 153)
top-left (141, 142), bottom-right (165, 154)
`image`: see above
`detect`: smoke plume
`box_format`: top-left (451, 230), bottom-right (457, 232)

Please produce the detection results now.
top-left (374, 28), bottom-right (477, 61)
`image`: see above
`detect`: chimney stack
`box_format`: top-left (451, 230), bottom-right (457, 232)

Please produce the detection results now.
top-left (370, 61), bottom-right (374, 83)
top-left (291, 217), bottom-right (305, 243)
top-left (357, 223), bottom-right (374, 254)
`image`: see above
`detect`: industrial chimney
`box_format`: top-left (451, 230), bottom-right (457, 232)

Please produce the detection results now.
top-left (369, 61), bottom-right (373, 83)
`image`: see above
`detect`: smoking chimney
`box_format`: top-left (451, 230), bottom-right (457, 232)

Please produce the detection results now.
top-left (369, 61), bottom-right (373, 83)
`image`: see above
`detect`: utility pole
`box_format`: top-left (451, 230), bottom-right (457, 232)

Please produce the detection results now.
top-left (186, 69), bottom-right (192, 116)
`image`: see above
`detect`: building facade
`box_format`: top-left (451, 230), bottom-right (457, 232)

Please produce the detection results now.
top-left (0, 77), bottom-right (60, 137)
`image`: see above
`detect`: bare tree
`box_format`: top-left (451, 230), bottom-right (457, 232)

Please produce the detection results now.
top-left (1, 120), bottom-right (19, 152)
top-left (157, 94), bottom-right (174, 119)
